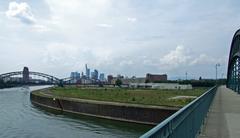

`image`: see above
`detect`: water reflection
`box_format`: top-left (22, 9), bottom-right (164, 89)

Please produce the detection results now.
top-left (0, 86), bottom-right (151, 138)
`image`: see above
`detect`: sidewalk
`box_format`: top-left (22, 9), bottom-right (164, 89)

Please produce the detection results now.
top-left (199, 86), bottom-right (240, 138)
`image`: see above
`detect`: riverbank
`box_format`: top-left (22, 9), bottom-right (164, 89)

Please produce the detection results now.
top-left (30, 87), bottom-right (207, 125)
top-left (31, 90), bottom-right (179, 125)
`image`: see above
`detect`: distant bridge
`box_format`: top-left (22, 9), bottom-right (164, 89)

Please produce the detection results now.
top-left (0, 71), bottom-right (60, 84)
top-left (0, 67), bottom-right (67, 84)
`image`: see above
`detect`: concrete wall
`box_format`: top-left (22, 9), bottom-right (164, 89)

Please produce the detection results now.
top-left (151, 83), bottom-right (193, 90)
top-left (130, 83), bottom-right (193, 90)
top-left (30, 92), bottom-right (178, 125)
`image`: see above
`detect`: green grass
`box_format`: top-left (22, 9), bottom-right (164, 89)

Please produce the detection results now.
top-left (46, 86), bottom-right (209, 107)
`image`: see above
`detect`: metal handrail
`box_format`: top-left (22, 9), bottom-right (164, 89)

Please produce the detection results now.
top-left (140, 86), bottom-right (217, 138)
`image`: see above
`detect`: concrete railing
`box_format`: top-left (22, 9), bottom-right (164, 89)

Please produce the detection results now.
top-left (140, 86), bottom-right (217, 138)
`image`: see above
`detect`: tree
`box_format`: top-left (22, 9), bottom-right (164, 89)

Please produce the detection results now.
top-left (98, 83), bottom-right (104, 87)
top-left (115, 79), bottom-right (122, 87)
top-left (58, 80), bottom-right (64, 87)
top-left (145, 79), bottom-right (150, 83)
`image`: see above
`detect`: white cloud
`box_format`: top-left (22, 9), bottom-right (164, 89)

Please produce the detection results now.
top-left (31, 24), bottom-right (49, 32)
top-left (96, 23), bottom-right (113, 28)
top-left (190, 54), bottom-right (227, 66)
top-left (43, 43), bottom-right (80, 63)
top-left (0, 0), bottom-right (232, 78)
top-left (160, 46), bottom-right (191, 68)
top-left (46, 0), bottom-right (110, 15)
top-left (42, 43), bottom-right (113, 71)
top-left (127, 17), bottom-right (137, 22)
top-left (45, 0), bottom-right (111, 27)
top-left (119, 60), bottom-right (133, 66)
top-left (158, 46), bottom-right (227, 71)
top-left (5, 2), bottom-right (50, 32)
top-left (190, 54), bottom-right (214, 65)
top-left (6, 2), bottom-right (36, 24)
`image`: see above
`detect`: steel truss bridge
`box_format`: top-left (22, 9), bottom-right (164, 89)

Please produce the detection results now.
top-left (227, 29), bottom-right (240, 93)
top-left (0, 71), bottom-right (61, 84)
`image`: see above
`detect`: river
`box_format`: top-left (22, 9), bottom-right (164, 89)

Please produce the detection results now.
top-left (0, 86), bottom-right (151, 138)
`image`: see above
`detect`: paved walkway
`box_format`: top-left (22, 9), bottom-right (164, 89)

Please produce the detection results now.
top-left (199, 86), bottom-right (240, 138)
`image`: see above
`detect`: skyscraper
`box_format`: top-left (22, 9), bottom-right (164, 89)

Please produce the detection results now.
top-left (94, 69), bottom-right (98, 80)
top-left (85, 64), bottom-right (90, 79)
top-left (70, 72), bottom-right (80, 80)
top-left (91, 69), bottom-right (98, 80)
top-left (91, 72), bottom-right (95, 79)
top-left (99, 73), bottom-right (105, 81)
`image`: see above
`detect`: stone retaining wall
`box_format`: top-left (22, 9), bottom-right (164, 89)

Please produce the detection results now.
top-left (30, 92), bottom-right (179, 125)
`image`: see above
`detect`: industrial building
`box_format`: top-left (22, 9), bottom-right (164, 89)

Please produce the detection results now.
top-left (130, 83), bottom-right (192, 90)
top-left (146, 73), bottom-right (167, 82)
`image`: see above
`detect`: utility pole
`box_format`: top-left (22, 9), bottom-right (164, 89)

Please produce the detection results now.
top-left (216, 63), bottom-right (220, 84)
top-left (185, 72), bottom-right (188, 80)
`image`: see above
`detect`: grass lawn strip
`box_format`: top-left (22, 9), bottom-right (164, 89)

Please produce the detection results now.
top-left (38, 87), bottom-right (208, 107)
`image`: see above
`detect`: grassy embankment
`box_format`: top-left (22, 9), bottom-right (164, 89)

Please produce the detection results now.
top-left (42, 86), bottom-right (210, 107)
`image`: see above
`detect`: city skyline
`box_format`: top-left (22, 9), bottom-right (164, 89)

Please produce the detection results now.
top-left (0, 0), bottom-right (238, 79)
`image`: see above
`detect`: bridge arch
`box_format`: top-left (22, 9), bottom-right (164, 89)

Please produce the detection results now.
top-left (227, 29), bottom-right (240, 93)
top-left (0, 71), bottom-right (61, 84)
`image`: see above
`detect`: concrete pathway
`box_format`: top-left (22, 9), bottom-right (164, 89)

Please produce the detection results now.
top-left (199, 86), bottom-right (240, 138)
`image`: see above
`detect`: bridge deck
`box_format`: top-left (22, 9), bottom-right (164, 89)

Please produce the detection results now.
top-left (199, 86), bottom-right (240, 138)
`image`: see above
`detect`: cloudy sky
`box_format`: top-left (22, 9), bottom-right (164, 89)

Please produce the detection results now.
top-left (0, 0), bottom-right (239, 79)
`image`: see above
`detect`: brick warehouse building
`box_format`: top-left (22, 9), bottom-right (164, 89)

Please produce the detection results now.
top-left (146, 73), bottom-right (167, 82)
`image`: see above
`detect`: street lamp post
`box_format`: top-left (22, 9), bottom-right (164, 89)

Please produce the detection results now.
top-left (216, 63), bottom-right (220, 84)
top-left (185, 72), bottom-right (188, 80)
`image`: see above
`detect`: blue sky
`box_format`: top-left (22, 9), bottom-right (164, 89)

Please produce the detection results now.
top-left (0, 0), bottom-right (239, 79)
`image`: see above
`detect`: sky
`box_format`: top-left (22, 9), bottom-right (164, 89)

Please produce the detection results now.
top-left (0, 0), bottom-right (239, 79)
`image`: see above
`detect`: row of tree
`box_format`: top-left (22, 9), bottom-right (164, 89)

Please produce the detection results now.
top-left (0, 80), bottom-right (56, 89)
top-left (0, 80), bottom-right (20, 89)
top-left (152, 79), bottom-right (226, 87)
top-left (114, 78), bottom-right (225, 88)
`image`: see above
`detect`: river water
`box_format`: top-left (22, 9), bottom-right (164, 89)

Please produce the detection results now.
top-left (0, 86), bottom-right (151, 138)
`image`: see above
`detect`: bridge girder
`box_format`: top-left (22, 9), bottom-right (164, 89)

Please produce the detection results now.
top-left (0, 71), bottom-right (61, 84)
top-left (227, 29), bottom-right (240, 93)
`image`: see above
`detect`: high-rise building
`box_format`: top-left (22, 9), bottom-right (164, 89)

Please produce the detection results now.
top-left (99, 73), bottom-right (105, 81)
top-left (91, 69), bottom-right (98, 80)
top-left (107, 75), bottom-right (113, 84)
top-left (23, 67), bottom-right (29, 83)
top-left (70, 72), bottom-right (80, 80)
top-left (94, 69), bottom-right (98, 80)
top-left (91, 72), bottom-right (95, 79)
top-left (85, 64), bottom-right (90, 79)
